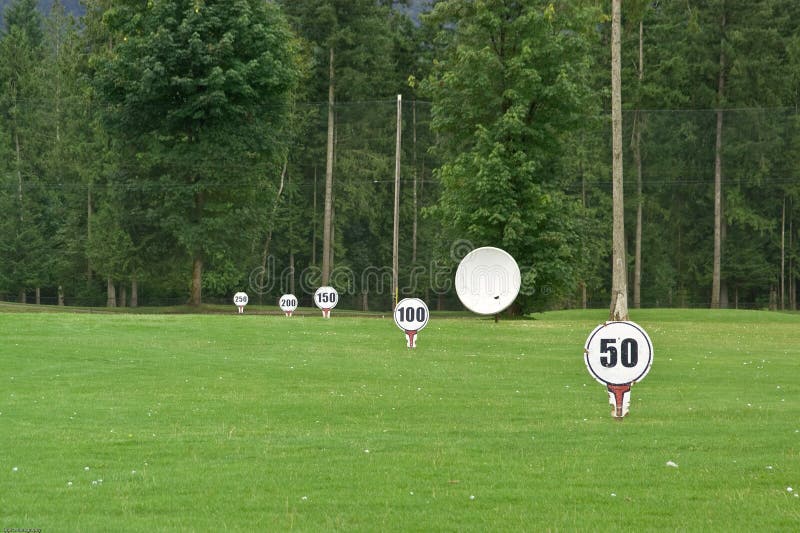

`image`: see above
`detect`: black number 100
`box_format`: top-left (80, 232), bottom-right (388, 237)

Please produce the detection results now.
top-left (397, 306), bottom-right (426, 323)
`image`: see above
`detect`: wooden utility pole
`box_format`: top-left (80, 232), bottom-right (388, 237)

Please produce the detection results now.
top-left (610, 0), bottom-right (628, 321)
top-left (312, 167), bottom-right (317, 266)
top-left (322, 47), bottom-right (335, 286)
top-left (633, 19), bottom-right (644, 310)
top-left (793, 227), bottom-right (797, 310)
top-left (392, 94), bottom-right (402, 306)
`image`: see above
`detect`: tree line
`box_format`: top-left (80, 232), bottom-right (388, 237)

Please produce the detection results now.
top-left (0, 0), bottom-right (797, 313)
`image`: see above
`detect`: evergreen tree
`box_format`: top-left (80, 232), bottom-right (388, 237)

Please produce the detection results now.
top-left (0, 0), bottom-right (46, 302)
top-left (92, 0), bottom-right (299, 305)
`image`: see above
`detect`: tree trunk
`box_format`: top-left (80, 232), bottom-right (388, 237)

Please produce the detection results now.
top-left (190, 256), bottom-right (202, 306)
top-left (289, 251), bottom-right (295, 295)
top-left (15, 131), bottom-right (23, 223)
top-left (580, 166), bottom-right (587, 310)
top-left (87, 185), bottom-right (93, 284)
top-left (131, 276), bottom-right (138, 308)
top-left (322, 47), bottom-right (335, 286)
top-left (609, 0), bottom-right (628, 321)
top-left (14, 125), bottom-right (27, 307)
top-left (329, 194), bottom-right (335, 271)
top-left (581, 281), bottom-right (587, 309)
top-left (12, 87), bottom-right (26, 305)
top-left (790, 210), bottom-right (796, 310)
top-left (190, 187), bottom-right (204, 306)
top-left (259, 159), bottom-right (288, 301)
top-left (120, 285), bottom-right (127, 308)
top-left (106, 277), bottom-right (116, 307)
top-left (781, 197), bottom-right (785, 310)
top-left (58, 285), bottom-right (64, 306)
top-left (711, 14), bottom-right (726, 309)
top-left (720, 279), bottom-right (729, 308)
top-left (412, 98), bottom-right (418, 264)
top-left (35, 287), bottom-right (40, 305)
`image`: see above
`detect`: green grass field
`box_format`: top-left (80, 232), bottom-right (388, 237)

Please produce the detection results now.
top-left (1, 308), bottom-right (799, 531)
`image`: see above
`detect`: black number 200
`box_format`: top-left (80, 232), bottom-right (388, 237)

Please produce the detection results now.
top-left (599, 338), bottom-right (638, 368)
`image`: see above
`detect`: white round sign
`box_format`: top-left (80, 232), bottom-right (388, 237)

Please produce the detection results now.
top-left (233, 292), bottom-right (249, 306)
top-left (314, 286), bottom-right (338, 309)
top-left (455, 247), bottom-right (521, 315)
top-left (393, 298), bottom-right (429, 332)
top-left (584, 321), bottom-right (653, 386)
top-left (279, 294), bottom-right (298, 314)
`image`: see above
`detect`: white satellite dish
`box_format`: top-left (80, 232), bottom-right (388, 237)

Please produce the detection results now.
top-left (455, 246), bottom-right (521, 315)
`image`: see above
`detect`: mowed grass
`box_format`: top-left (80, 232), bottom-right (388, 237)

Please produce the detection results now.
top-left (1, 308), bottom-right (799, 531)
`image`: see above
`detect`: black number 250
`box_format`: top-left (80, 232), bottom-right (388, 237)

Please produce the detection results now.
top-left (600, 338), bottom-right (638, 368)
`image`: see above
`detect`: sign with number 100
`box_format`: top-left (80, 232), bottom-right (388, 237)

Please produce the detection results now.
top-left (394, 298), bottom-right (429, 348)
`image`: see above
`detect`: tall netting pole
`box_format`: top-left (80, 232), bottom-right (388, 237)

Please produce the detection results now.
top-left (393, 94), bottom-right (402, 307)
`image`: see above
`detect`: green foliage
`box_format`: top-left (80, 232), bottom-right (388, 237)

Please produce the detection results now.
top-left (0, 0), bottom-right (49, 297)
top-left (91, 0), bottom-right (300, 302)
top-left (0, 0), bottom-right (799, 310)
top-left (2, 0), bottom-right (43, 45)
top-left (423, 0), bottom-right (599, 311)
top-left (280, 0), bottom-right (403, 100)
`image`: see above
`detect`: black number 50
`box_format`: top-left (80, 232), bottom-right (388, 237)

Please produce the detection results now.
top-left (600, 338), bottom-right (638, 368)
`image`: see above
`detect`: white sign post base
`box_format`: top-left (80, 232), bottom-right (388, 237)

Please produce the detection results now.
top-left (404, 330), bottom-right (418, 348)
top-left (321, 308), bottom-right (331, 319)
top-left (606, 383), bottom-right (632, 418)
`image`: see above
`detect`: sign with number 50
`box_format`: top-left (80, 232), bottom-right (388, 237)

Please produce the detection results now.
top-left (584, 321), bottom-right (653, 418)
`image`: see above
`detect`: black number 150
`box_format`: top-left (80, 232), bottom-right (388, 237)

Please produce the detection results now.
top-left (600, 338), bottom-right (638, 368)
top-left (317, 292), bottom-right (336, 304)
